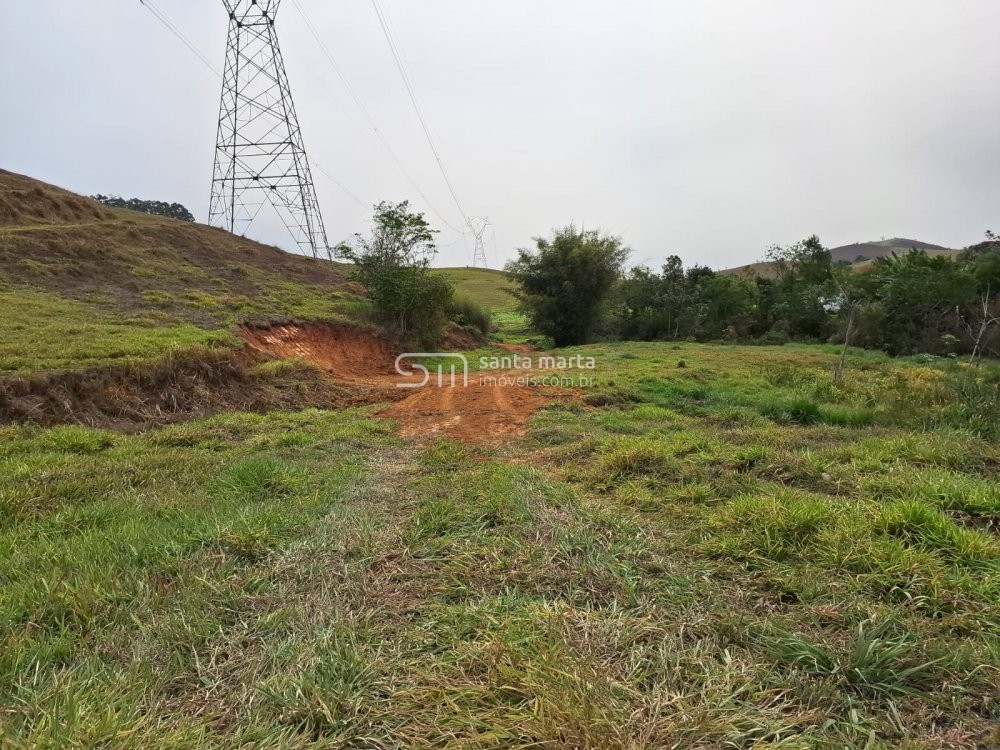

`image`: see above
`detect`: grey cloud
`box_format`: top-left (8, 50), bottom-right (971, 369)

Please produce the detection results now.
top-left (2, 0), bottom-right (997, 269)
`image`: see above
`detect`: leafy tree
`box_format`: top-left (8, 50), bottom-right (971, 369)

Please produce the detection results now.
top-left (614, 265), bottom-right (671, 341)
top-left (854, 250), bottom-right (977, 355)
top-left (337, 201), bottom-right (454, 348)
top-left (506, 226), bottom-right (629, 346)
top-left (659, 257), bottom-right (700, 336)
top-left (766, 235), bottom-right (833, 286)
top-left (596, 230), bottom-right (996, 358)
top-left (764, 235), bottom-right (835, 338)
top-left (613, 256), bottom-right (699, 340)
top-left (611, 258), bottom-right (770, 342)
top-left (694, 274), bottom-right (761, 339)
top-left (91, 195), bottom-right (195, 222)
top-left (961, 231), bottom-right (1000, 296)
top-left (685, 265), bottom-right (716, 288)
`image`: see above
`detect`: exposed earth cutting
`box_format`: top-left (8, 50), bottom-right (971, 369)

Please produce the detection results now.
top-left (240, 322), bottom-right (554, 443)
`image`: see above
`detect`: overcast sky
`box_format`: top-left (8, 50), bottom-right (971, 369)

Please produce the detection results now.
top-left (3, 1), bottom-right (998, 269)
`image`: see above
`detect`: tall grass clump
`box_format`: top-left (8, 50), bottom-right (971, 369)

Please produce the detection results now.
top-left (448, 293), bottom-right (493, 337)
top-left (707, 490), bottom-right (839, 561)
top-left (877, 500), bottom-right (999, 566)
top-left (947, 372), bottom-right (1000, 439)
top-left (214, 457), bottom-right (299, 503)
top-left (767, 618), bottom-right (940, 699)
top-left (589, 437), bottom-right (679, 488)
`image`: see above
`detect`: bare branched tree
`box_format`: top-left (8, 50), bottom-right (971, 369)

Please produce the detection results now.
top-left (960, 287), bottom-right (1000, 366)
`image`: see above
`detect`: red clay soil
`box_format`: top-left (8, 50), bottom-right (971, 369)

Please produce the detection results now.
top-left (241, 323), bottom-right (398, 384)
top-left (240, 323), bottom-right (552, 444)
top-left (378, 377), bottom-right (550, 443)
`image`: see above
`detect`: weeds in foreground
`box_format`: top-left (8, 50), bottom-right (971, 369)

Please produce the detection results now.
top-left (1, 343), bottom-right (998, 747)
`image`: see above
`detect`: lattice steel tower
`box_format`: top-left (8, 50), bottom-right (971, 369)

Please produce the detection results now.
top-left (209, 0), bottom-right (329, 258)
top-left (468, 217), bottom-right (490, 268)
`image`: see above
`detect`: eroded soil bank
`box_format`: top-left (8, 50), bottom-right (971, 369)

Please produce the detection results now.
top-left (1, 322), bottom-right (554, 440)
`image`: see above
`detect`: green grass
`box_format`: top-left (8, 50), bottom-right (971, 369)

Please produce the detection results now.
top-left (438, 267), bottom-right (518, 313)
top-left (0, 277), bottom-right (368, 374)
top-left (1, 343), bottom-right (999, 746)
top-left (0, 290), bottom-right (238, 371)
top-left (1, 224), bottom-right (509, 374)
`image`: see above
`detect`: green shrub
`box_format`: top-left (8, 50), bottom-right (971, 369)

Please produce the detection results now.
top-left (448, 293), bottom-right (492, 337)
top-left (506, 226), bottom-right (629, 346)
top-left (337, 201), bottom-right (454, 349)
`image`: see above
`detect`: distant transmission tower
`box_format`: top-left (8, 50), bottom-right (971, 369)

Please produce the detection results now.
top-left (468, 217), bottom-right (491, 268)
top-left (209, 1), bottom-right (329, 258)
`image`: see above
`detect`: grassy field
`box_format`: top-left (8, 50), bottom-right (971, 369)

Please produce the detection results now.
top-left (0, 290), bottom-right (238, 372)
top-left (3, 170), bottom-right (999, 746)
top-left (438, 267), bottom-right (519, 313)
top-left (2, 342), bottom-right (998, 747)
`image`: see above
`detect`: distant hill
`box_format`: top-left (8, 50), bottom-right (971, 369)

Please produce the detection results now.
top-left (719, 261), bottom-right (779, 279)
top-left (721, 237), bottom-right (957, 277)
top-left (438, 267), bottom-right (518, 312)
top-left (828, 238), bottom-right (954, 264)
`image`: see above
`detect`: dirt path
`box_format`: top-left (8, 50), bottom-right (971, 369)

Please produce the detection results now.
top-left (378, 375), bottom-right (550, 442)
top-left (241, 323), bottom-right (553, 444)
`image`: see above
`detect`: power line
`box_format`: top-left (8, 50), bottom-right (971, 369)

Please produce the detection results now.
top-left (289, 0), bottom-right (464, 234)
top-left (369, 0), bottom-right (470, 225)
top-left (139, 0), bottom-right (220, 75)
top-left (141, 0), bottom-right (466, 239)
top-left (311, 162), bottom-right (368, 210)
top-left (436, 233), bottom-right (467, 250)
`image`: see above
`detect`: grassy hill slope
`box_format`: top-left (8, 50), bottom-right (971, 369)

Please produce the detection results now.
top-left (0, 170), bottom-right (379, 427)
top-left (438, 266), bottom-right (518, 312)
top-left (0, 170), bottom-right (364, 373)
top-left (828, 237), bottom-right (954, 264)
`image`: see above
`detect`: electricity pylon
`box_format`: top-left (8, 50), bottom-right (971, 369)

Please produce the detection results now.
top-left (209, 0), bottom-right (329, 258)
top-left (468, 217), bottom-right (490, 268)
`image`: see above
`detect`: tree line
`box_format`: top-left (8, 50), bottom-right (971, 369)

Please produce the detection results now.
top-left (506, 227), bottom-right (1000, 359)
top-left (332, 200), bottom-right (998, 360)
top-left (91, 194), bottom-right (195, 223)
